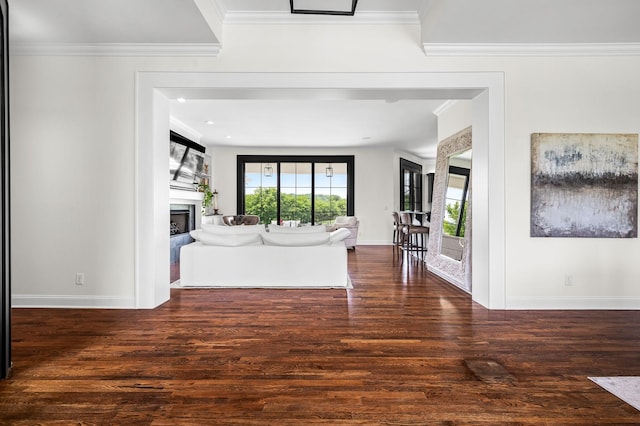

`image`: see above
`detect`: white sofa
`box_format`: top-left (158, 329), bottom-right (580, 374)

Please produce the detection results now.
top-left (179, 224), bottom-right (351, 288)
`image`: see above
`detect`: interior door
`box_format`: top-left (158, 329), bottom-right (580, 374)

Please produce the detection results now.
top-left (1, 0), bottom-right (11, 380)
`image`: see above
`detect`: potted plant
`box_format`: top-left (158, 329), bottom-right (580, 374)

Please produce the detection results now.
top-left (197, 183), bottom-right (214, 215)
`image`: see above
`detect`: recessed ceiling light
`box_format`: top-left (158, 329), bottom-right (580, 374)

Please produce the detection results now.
top-left (177, 97), bottom-right (186, 103)
top-left (206, 120), bottom-right (214, 125)
top-left (225, 135), bottom-right (231, 139)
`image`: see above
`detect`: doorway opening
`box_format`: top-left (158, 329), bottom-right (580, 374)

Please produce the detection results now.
top-left (135, 72), bottom-right (505, 309)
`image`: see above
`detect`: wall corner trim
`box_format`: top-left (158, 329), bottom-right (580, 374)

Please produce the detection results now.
top-left (10, 42), bottom-right (221, 57)
top-left (423, 42), bottom-right (640, 57)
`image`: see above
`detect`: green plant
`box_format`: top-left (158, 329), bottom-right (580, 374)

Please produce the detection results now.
top-left (197, 183), bottom-right (214, 211)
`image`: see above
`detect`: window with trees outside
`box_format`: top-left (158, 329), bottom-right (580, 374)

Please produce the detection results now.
top-left (237, 155), bottom-right (354, 226)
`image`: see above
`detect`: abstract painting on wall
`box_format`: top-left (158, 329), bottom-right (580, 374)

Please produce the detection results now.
top-left (531, 133), bottom-right (638, 238)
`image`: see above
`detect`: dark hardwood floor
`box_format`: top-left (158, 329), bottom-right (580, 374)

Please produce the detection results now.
top-left (2, 246), bottom-right (640, 425)
top-left (170, 260), bottom-right (180, 284)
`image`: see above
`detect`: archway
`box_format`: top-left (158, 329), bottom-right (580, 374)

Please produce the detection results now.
top-left (135, 72), bottom-right (505, 309)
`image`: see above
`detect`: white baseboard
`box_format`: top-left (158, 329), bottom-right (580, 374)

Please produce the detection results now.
top-left (12, 294), bottom-right (136, 309)
top-left (506, 296), bottom-right (640, 310)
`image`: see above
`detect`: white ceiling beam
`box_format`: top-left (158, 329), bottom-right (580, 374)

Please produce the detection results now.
top-left (419, 0), bottom-right (640, 56)
top-left (194, 0), bottom-right (225, 45)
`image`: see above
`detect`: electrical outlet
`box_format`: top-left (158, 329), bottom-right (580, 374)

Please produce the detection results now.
top-left (564, 275), bottom-right (573, 287)
top-left (75, 272), bottom-right (85, 285)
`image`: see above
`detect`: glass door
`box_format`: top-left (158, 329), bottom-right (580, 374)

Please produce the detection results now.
top-left (239, 156), bottom-right (354, 226)
top-left (314, 162), bottom-right (347, 224)
top-left (244, 162), bottom-right (278, 225)
top-left (280, 162), bottom-right (312, 226)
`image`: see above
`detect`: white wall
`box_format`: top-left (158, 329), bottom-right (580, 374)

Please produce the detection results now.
top-left (11, 56), bottom-right (137, 307)
top-left (437, 101), bottom-right (473, 142)
top-left (9, 22), bottom-right (640, 309)
top-left (502, 56), bottom-right (640, 308)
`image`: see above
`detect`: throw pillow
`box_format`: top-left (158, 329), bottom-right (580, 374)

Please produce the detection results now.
top-left (190, 229), bottom-right (263, 246)
top-left (335, 216), bottom-right (358, 226)
top-left (261, 232), bottom-right (331, 247)
top-left (201, 223), bottom-right (265, 235)
top-left (267, 224), bottom-right (327, 234)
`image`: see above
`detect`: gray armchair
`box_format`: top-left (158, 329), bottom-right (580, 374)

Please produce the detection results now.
top-left (326, 216), bottom-right (359, 249)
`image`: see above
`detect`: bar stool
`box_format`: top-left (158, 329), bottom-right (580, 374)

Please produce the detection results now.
top-left (400, 212), bottom-right (429, 262)
top-left (392, 211), bottom-right (404, 250)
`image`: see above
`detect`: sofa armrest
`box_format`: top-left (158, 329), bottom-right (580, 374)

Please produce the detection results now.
top-left (325, 223), bottom-right (358, 248)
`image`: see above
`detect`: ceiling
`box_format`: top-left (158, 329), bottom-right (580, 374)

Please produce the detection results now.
top-left (10, 0), bottom-right (218, 44)
top-left (171, 98), bottom-right (449, 158)
top-left (10, 0), bottom-right (429, 44)
top-left (10, 0), bottom-right (640, 158)
top-left (11, 0), bottom-right (640, 45)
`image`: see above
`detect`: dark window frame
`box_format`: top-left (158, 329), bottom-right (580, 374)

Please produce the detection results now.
top-left (237, 155), bottom-right (354, 224)
top-left (399, 158), bottom-right (423, 212)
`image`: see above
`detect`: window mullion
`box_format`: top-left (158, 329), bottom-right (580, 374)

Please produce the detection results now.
top-left (311, 162), bottom-right (316, 224)
top-left (276, 162), bottom-right (281, 223)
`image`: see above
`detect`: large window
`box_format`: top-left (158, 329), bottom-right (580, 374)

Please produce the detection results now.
top-left (238, 155), bottom-right (354, 226)
top-left (400, 158), bottom-right (422, 212)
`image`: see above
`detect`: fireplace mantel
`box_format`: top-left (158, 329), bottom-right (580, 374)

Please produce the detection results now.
top-left (170, 189), bottom-right (203, 203)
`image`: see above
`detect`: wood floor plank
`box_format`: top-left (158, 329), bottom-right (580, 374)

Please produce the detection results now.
top-left (2, 246), bottom-right (640, 424)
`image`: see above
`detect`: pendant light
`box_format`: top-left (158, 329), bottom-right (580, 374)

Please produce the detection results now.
top-left (290, 0), bottom-right (358, 16)
top-left (326, 164), bottom-right (334, 178)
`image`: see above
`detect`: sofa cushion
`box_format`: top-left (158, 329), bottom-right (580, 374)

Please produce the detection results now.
top-left (329, 228), bottom-right (351, 243)
top-left (262, 232), bottom-right (331, 247)
top-left (201, 223), bottom-right (264, 235)
top-left (267, 224), bottom-right (327, 234)
top-left (190, 229), bottom-right (263, 246)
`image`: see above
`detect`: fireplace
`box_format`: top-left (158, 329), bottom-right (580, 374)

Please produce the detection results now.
top-left (170, 204), bottom-right (195, 236)
top-left (170, 204), bottom-right (196, 277)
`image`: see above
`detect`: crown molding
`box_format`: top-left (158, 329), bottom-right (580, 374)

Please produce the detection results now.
top-left (223, 11), bottom-right (419, 25)
top-left (208, 0), bottom-right (226, 22)
top-left (10, 42), bottom-right (221, 57)
top-left (423, 42), bottom-right (640, 57)
top-left (432, 100), bottom-right (458, 117)
top-left (170, 116), bottom-right (203, 143)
